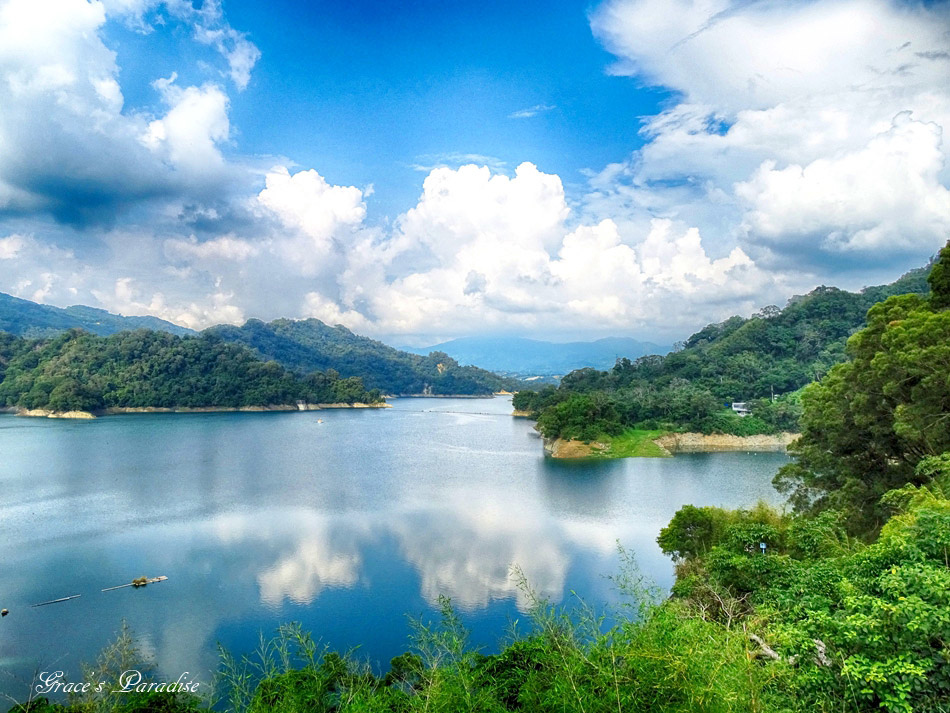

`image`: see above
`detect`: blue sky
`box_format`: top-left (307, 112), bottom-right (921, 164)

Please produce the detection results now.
top-left (0, 0), bottom-right (948, 342)
top-left (107, 0), bottom-right (670, 221)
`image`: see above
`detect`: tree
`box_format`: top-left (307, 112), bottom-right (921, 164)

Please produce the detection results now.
top-left (928, 240), bottom-right (950, 310)
top-left (775, 240), bottom-right (950, 534)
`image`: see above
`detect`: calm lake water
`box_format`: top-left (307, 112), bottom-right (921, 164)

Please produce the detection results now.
top-left (0, 396), bottom-right (788, 698)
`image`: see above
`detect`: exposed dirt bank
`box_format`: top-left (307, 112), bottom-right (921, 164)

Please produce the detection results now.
top-left (653, 432), bottom-right (799, 453)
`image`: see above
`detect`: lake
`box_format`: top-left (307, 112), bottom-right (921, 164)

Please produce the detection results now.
top-left (0, 396), bottom-right (788, 699)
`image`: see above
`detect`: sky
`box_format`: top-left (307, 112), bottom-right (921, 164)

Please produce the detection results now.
top-left (0, 0), bottom-right (948, 344)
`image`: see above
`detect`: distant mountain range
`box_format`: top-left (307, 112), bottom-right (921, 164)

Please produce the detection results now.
top-left (0, 292), bottom-right (194, 337)
top-left (403, 336), bottom-right (671, 375)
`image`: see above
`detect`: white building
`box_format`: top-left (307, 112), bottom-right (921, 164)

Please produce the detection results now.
top-left (731, 402), bottom-right (750, 417)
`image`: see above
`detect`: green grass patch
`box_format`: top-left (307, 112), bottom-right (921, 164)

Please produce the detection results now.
top-left (593, 428), bottom-right (670, 458)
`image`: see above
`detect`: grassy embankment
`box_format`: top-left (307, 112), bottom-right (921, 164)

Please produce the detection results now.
top-left (586, 428), bottom-right (670, 458)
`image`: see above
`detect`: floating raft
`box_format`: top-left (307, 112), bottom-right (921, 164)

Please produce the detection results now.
top-left (101, 575), bottom-right (168, 592)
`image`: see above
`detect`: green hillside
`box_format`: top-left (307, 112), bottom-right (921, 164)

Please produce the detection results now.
top-left (0, 329), bottom-right (380, 413)
top-left (515, 262), bottom-right (933, 440)
top-left (205, 318), bottom-right (516, 396)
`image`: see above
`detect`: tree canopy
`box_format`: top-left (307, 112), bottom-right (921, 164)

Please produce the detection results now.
top-left (0, 329), bottom-right (381, 412)
top-left (205, 318), bottom-right (516, 396)
top-left (775, 241), bottom-right (950, 532)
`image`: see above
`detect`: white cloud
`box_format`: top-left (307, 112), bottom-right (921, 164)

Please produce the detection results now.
top-left (736, 113), bottom-right (950, 254)
top-left (258, 165), bottom-right (366, 254)
top-left (588, 0), bottom-right (950, 270)
top-left (145, 75), bottom-right (231, 175)
top-left (90, 277), bottom-right (244, 330)
top-left (0, 235), bottom-right (25, 260)
top-left (302, 291), bottom-right (373, 332)
top-left (164, 234), bottom-right (260, 262)
top-left (102, 0), bottom-right (260, 89)
top-left (193, 22), bottom-right (261, 90)
top-left (334, 163), bottom-right (777, 337)
top-left (509, 104), bottom-right (556, 119)
top-left (0, 0), bottom-right (244, 225)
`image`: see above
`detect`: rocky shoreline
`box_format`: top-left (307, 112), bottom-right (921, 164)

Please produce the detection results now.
top-left (9, 402), bottom-right (391, 419)
top-left (542, 437), bottom-right (610, 458)
top-left (542, 431), bottom-right (799, 459)
top-left (653, 432), bottom-right (799, 453)
top-left (387, 393), bottom-right (496, 399)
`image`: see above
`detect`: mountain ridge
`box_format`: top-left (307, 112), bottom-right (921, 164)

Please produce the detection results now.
top-left (203, 318), bottom-right (518, 396)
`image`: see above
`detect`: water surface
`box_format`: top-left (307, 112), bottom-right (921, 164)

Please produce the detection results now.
top-left (0, 397), bottom-right (788, 697)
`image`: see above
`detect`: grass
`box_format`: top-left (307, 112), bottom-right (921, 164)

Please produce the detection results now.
top-left (591, 428), bottom-right (670, 459)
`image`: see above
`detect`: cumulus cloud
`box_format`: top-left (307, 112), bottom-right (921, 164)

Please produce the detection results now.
top-left (330, 162), bottom-right (777, 338)
top-left (0, 0), bottom-right (250, 227)
top-left (0, 235), bottom-right (25, 260)
top-left (145, 75), bottom-right (231, 176)
top-left (736, 113), bottom-right (950, 255)
top-left (164, 234), bottom-right (260, 263)
top-left (258, 166), bottom-right (367, 251)
top-left (588, 0), bottom-right (950, 271)
top-left (0, 0), bottom-right (946, 342)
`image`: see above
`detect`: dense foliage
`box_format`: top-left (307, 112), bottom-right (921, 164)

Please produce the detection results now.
top-left (0, 291), bottom-right (194, 338)
top-left (658, 454), bottom-right (950, 713)
top-left (205, 318), bottom-right (516, 396)
top-left (515, 262), bottom-right (931, 440)
top-left (0, 329), bottom-right (380, 412)
top-left (775, 241), bottom-right (950, 533)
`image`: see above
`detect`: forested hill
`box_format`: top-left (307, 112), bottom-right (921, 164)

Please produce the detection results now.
top-left (0, 292), bottom-right (513, 396)
top-left (515, 261), bottom-right (933, 440)
top-left (0, 291), bottom-right (195, 337)
top-left (0, 329), bottom-right (380, 413)
top-left (204, 318), bottom-right (517, 396)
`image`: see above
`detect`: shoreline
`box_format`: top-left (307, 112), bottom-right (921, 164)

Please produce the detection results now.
top-left (654, 431), bottom-right (799, 453)
top-left (386, 393), bottom-right (496, 399)
top-left (10, 402), bottom-right (392, 419)
top-left (542, 431), bottom-right (799, 459)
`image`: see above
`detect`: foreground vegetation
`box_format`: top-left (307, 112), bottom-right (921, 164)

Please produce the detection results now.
top-left (0, 329), bottom-right (381, 413)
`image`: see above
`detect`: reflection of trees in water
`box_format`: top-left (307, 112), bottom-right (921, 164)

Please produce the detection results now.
top-left (539, 459), bottom-right (626, 519)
